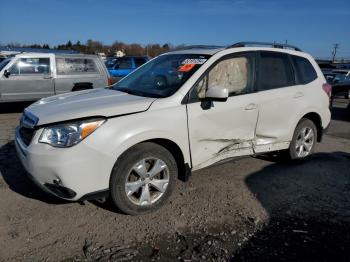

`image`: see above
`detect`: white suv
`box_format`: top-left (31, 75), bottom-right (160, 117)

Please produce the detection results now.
top-left (15, 42), bottom-right (332, 215)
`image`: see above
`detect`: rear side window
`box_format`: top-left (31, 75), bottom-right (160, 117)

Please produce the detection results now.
top-left (117, 58), bottom-right (132, 69)
top-left (291, 55), bottom-right (317, 84)
top-left (9, 58), bottom-right (50, 75)
top-left (258, 52), bottom-right (294, 91)
top-left (56, 58), bottom-right (98, 74)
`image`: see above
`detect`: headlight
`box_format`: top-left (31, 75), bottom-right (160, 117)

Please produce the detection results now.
top-left (39, 118), bottom-right (106, 148)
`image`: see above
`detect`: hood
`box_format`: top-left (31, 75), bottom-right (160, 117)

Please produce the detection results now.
top-left (26, 88), bottom-right (156, 125)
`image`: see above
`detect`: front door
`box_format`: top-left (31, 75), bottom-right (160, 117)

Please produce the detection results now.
top-left (186, 53), bottom-right (259, 170)
top-left (0, 57), bottom-right (54, 102)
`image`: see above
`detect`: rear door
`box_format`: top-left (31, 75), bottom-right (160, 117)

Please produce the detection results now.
top-left (186, 53), bottom-right (259, 170)
top-left (254, 51), bottom-right (303, 152)
top-left (0, 56), bottom-right (54, 101)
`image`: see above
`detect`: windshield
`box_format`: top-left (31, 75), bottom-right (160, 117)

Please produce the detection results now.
top-left (0, 58), bottom-right (11, 72)
top-left (105, 58), bottom-right (119, 69)
top-left (111, 54), bottom-right (210, 98)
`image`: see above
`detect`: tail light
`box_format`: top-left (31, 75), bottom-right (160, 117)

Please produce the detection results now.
top-left (322, 83), bottom-right (332, 97)
top-left (108, 77), bottom-right (114, 86)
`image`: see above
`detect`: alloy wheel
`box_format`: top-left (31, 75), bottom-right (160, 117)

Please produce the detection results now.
top-left (125, 158), bottom-right (170, 206)
top-left (295, 127), bottom-right (315, 158)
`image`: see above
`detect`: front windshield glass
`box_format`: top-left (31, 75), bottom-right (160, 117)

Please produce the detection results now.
top-left (111, 54), bottom-right (210, 98)
top-left (0, 58), bottom-right (11, 72)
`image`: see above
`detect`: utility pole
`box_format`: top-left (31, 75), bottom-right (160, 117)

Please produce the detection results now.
top-left (332, 44), bottom-right (339, 62)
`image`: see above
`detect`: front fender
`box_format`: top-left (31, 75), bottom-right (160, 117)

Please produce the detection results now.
top-left (85, 106), bottom-right (191, 185)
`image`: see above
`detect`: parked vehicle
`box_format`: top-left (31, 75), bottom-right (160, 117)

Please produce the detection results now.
top-left (15, 42), bottom-right (331, 215)
top-left (331, 72), bottom-right (350, 99)
top-left (106, 56), bottom-right (149, 81)
top-left (0, 53), bottom-right (112, 102)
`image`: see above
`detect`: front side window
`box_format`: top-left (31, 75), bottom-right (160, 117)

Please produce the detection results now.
top-left (56, 58), bottom-right (98, 74)
top-left (258, 52), bottom-right (294, 91)
top-left (208, 57), bottom-right (249, 95)
top-left (9, 58), bottom-right (50, 75)
top-left (112, 54), bottom-right (210, 98)
top-left (190, 55), bottom-right (252, 100)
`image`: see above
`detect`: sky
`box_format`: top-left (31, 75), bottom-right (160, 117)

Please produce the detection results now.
top-left (0, 0), bottom-right (349, 58)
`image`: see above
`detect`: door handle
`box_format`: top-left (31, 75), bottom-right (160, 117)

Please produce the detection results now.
top-left (294, 91), bottom-right (304, 98)
top-left (43, 75), bottom-right (53, 79)
top-left (245, 103), bottom-right (257, 110)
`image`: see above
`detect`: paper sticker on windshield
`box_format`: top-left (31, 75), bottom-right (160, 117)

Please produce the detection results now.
top-left (178, 64), bottom-right (196, 72)
top-left (181, 58), bottom-right (207, 65)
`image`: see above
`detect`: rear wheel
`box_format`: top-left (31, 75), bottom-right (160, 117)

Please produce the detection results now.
top-left (288, 118), bottom-right (317, 160)
top-left (110, 142), bottom-right (177, 215)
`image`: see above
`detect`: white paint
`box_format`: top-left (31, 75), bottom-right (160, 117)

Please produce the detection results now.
top-left (15, 46), bottom-right (332, 201)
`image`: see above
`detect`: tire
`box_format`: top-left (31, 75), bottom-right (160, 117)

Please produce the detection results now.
top-left (288, 118), bottom-right (317, 160)
top-left (110, 142), bottom-right (177, 215)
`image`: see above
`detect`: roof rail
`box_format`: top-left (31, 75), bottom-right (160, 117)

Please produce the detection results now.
top-left (229, 41), bottom-right (302, 51)
top-left (175, 45), bottom-right (224, 50)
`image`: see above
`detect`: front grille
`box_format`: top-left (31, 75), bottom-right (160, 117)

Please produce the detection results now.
top-left (19, 126), bottom-right (36, 146)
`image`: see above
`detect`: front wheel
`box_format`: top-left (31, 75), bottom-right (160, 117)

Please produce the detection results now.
top-left (288, 118), bottom-right (317, 160)
top-left (110, 142), bottom-right (177, 215)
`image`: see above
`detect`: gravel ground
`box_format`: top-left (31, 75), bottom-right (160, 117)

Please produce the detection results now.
top-left (0, 99), bottom-right (349, 261)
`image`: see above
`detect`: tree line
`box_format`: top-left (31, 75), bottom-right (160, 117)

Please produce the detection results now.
top-left (5, 40), bottom-right (189, 57)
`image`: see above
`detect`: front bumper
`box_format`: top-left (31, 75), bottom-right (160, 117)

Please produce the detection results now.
top-left (15, 127), bottom-right (112, 201)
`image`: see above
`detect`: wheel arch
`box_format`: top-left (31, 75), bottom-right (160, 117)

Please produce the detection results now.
top-left (145, 138), bottom-right (188, 181)
top-left (113, 137), bottom-right (190, 182)
top-left (299, 112), bottom-right (323, 142)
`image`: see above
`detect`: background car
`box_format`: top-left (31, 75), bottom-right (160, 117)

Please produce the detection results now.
top-left (0, 53), bottom-right (112, 102)
top-left (332, 72), bottom-right (350, 99)
top-left (105, 56), bottom-right (149, 82)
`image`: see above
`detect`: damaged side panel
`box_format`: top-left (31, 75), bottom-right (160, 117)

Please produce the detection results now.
top-left (192, 138), bottom-right (254, 170)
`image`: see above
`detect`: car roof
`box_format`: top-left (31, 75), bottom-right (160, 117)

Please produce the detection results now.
top-left (13, 52), bottom-right (99, 59)
top-left (164, 46), bottom-right (305, 57)
top-left (164, 48), bottom-right (225, 56)
top-left (162, 42), bottom-right (305, 57)
top-left (55, 53), bottom-right (99, 58)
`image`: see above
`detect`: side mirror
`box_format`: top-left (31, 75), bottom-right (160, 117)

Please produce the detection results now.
top-left (205, 85), bottom-right (229, 102)
top-left (3, 70), bottom-right (10, 78)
